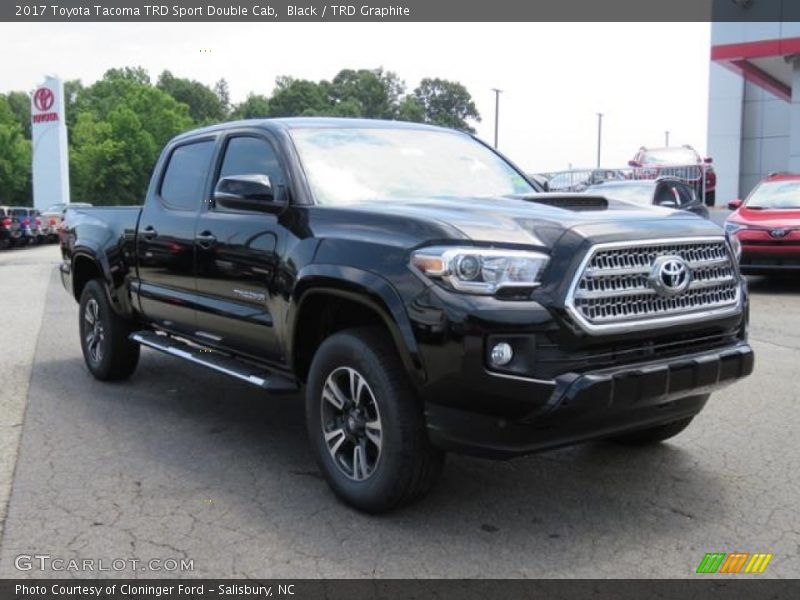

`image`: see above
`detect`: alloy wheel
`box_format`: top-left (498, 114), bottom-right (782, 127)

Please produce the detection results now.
top-left (83, 298), bottom-right (105, 363)
top-left (320, 367), bottom-right (383, 481)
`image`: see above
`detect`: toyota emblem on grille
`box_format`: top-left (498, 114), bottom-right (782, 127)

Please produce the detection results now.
top-left (770, 228), bottom-right (788, 238)
top-left (649, 256), bottom-right (691, 297)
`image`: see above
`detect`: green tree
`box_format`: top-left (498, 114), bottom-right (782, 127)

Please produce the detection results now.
top-left (268, 77), bottom-right (332, 117)
top-left (2, 91), bottom-right (32, 138)
top-left (68, 68), bottom-right (192, 203)
top-left (63, 79), bottom-right (85, 130)
top-left (330, 68), bottom-right (405, 118)
top-left (70, 108), bottom-right (156, 205)
top-left (230, 93), bottom-right (270, 119)
top-left (413, 78), bottom-right (480, 132)
top-left (397, 96), bottom-right (425, 123)
top-left (157, 70), bottom-right (227, 124)
top-left (213, 78), bottom-right (231, 115)
top-left (0, 96), bottom-right (32, 205)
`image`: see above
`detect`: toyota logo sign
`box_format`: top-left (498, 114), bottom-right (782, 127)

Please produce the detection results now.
top-left (33, 87), bottom-right (55, 112)
top-left (649, 255), bottom-right (692, 297)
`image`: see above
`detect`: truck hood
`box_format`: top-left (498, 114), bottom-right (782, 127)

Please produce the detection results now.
top-left (348, 195), bottom-right (723, 248)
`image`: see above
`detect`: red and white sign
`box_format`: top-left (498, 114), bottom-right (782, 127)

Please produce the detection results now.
top-left (32, 86), bottom-right (59, 123)
top-left (31, 76), bottom-right (71, 210)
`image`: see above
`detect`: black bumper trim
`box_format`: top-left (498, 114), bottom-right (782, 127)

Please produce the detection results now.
top-left (426, 342), bottom-right (754, 458)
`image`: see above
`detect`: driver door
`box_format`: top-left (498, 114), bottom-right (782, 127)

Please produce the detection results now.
top-left (193, 132), bottom-right (288, 363)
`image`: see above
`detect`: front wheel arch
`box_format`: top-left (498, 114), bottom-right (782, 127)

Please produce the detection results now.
top-left (291, 287), bottom-right (421, 386)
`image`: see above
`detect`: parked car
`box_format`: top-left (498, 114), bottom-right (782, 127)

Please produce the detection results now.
top-left (8, 208), bottom-right (40, 246)
top-left (628, 145), bottom-right (716, 206)
top-left (725, 172), bottom-right (800, 275)
top-left (60, 118), bottom-right (752, 513)
top-left (547, 168), bottom-right (626, 192)
top-left (584, 177), bottom-right (709, 218)
top-left (0, 206), bottom-right (22, 249)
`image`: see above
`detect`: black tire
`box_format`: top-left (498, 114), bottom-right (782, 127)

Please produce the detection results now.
top-left (608, 416), bottom-right (695, 446)
top-left (79, 279), bottom-right (140, 381)
top-left (306, 327), bottom-right (444, 513)
top-left (705, 190), bottom-right (716, 208)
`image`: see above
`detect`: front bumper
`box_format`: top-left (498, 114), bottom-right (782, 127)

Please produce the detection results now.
top-left (425, 342), bottom-right (753, 458)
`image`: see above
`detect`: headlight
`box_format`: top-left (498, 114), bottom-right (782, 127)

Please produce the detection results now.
top-left (411, 246), bottom-right (549, 295)
top-left (727, 232), bottom-right (742, 262)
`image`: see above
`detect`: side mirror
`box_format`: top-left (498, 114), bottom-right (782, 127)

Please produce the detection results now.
top-left (214, 174), bottom-right (277, 212)
top-left (727, 198), bottom-right (743, 210)
top-left (704, 157), bottom-right (713, 164)
top-left (628, 160), bottom-right (639, 167)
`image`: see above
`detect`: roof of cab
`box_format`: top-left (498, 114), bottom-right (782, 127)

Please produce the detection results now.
top-left (172, 117), bottom-right (457, 143)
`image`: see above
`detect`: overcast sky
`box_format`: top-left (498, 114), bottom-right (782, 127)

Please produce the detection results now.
top-left (0, 22), bottom-right (711, 172)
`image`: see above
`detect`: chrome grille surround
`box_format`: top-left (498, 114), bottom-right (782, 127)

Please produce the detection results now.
top-left (565, 237), bottom-right (742, 334)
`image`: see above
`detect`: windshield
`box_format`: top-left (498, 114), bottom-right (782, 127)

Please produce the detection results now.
top-left (746, 180), bottom-right (800, 209)
top-left (290, 127), bottom-right (534, 205)
top-left (641, 148), bottom-right (698, 165)
top-left (585, 183), bottom-right (653, 205)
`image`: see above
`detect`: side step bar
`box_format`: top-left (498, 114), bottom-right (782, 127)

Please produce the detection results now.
top-left (130, 331), bottom-right (298, 393)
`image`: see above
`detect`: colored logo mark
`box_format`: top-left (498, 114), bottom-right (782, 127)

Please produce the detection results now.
top-left (696, 552), bottom-right (773, 574)
top-left (33, 87), bottom-right (55, 112)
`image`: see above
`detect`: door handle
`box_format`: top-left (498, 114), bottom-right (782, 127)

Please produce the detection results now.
top-left (195, 231), bottom-right (217, 248)
top-left (142, 226), bottom-right (158, 239)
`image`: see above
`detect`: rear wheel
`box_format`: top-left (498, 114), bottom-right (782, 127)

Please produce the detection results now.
top-left (306, 328), bottom-right (444, 513)
top-left (608, 416), bottom-right (695, 445)
top-left (79, 279), bottom-right (140, 381)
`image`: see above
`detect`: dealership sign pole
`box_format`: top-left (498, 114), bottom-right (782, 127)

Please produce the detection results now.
top-left (30, 76), bottom-right (71, 210)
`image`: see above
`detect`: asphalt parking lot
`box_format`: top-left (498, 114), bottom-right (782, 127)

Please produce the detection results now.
top-left (0, 238), bottom-right (797, 579)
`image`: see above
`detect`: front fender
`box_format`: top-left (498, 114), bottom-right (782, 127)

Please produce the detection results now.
top-left (288, 264), bottom-right (425, 384)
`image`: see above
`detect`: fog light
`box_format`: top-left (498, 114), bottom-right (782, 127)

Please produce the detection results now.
top-left (490, 342), bottom-right (513, 366)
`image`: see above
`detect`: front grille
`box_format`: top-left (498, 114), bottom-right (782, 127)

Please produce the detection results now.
top-left (566, 238), bottom-right (741, 333)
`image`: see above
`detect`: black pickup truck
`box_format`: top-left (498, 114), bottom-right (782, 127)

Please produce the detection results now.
top-left (61, 118), bottom-right (753, 512)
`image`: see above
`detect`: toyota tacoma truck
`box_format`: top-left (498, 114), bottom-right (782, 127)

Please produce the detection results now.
top-left (60, 118), bottom-right (753, 513)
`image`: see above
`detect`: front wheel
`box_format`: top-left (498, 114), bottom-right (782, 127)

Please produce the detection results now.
top-left (306, 328), bottom-right (444, 513)
top-left (79, 279), bottom-right (140, 381)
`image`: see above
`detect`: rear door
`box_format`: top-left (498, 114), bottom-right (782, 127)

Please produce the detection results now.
top-left (193, 131), bottom-right (288, 363)
top-left (136, 137), bottom-right (216, 336)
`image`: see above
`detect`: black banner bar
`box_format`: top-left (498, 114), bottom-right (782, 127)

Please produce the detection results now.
top-left (2, 0), bottom-right (798, 23)
top-left (1, 580), bottom-right (799, 600)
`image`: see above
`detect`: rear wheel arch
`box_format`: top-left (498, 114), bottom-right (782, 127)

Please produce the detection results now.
top-left (72, 253), bottom-right (104, 301)
top-left (72, 252), bottom-right (134, 318)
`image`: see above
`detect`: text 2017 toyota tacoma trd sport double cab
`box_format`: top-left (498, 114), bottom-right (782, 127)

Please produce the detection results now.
top-left (60, 118), bottom-right (753, 512)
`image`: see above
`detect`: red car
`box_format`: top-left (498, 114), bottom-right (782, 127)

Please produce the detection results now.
top-left (628, 146), bottom-right (716, 207)
top-left (725, 172), bottom-right (800, 275)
